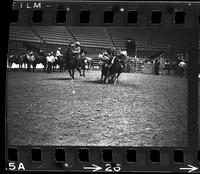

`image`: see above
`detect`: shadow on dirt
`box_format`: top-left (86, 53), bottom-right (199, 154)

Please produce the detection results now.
top-left (83, 80), bottom-right (105, 84)
top-left (83, 80), bottom-right (140, 88)
top-left (43, 77), bottom-right (73, 81)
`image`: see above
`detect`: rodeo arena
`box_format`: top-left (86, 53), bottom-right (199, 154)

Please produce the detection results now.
top-left (7, 1), bottom-right (198, 147)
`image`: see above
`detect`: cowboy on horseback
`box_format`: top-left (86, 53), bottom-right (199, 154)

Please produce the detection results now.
top-left (27, 51), bottom-right (35, 61)
top-left (56, 47), bottom-right (63, 60)
top-left (71, 42), bottom-right (81, 60)
top-left (108, 49), bottom-right (126, 69)
top-left (99, 50), bottom-right (111, 68)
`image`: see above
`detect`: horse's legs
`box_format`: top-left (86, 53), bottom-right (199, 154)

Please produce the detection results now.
top-left (100, 72), bottom-right (103, 82)
top-left (114, 73), bottom-right (120, 84)
top-left (68, 68), bottom-right (75, 79)
top-left (68, 69), bottom-right (72, 77)
top-left (105, 69), bottom-right (109, 84)
top-left (105, 77), bottom-right (108, 83)
top-left (104, 75), bottom-right (108, 83)
top-left (33, 62), bottom-right (37, 72)
top-left (72, 69), bottom-right (75, 79)
top-left (82, 66), bottom-right (86, 77)
top-left (27, 63), bottom-right (30, 72)
top-left (76, 68), bottom-right (82, 76)
top-left (111, 74), bottom-right (115, 83)
top-left (89, 61), bottom-right (92, 70)
top-left (52, 64), bottom-right (55, 72)
top-left (8, 62), bottom-right (12, 69)
top-left (43, 63), bottom-right (46, 72)
top-left (113, 74), bottom-right (117, 84)
top-left (20, 63), bottom-right (22, 71)
top-left (32, 64), bottom-right (35, 72)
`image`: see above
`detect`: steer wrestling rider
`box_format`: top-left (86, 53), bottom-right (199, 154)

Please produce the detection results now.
top-left (99, 50), bottom-right (111, 68)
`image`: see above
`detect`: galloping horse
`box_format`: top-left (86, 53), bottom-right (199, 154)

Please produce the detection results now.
top-left (64, 48), bottom-right (87, 79)
top-left (101, 53), bottom-right (125, 84)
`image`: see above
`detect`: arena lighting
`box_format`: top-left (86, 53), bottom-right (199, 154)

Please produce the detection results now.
top-left (120, 8), bottom-right (124, 12)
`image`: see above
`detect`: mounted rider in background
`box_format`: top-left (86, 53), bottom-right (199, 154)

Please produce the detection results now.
top-left (27, 51), bottom-right (35, 61)
top-left (56, 47), bottom-right (63, 61)
top-left (109, 49), bottom-right (126, 69)
top-left (71, 42), bottom-right (81, 60)
top-left (99, 50), bottom-right (111, 68)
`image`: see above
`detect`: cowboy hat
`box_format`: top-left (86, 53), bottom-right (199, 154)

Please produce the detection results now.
top-left (75, 42), bottom-right (80, 46)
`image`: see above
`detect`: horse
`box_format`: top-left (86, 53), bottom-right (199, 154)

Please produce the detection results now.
top-left (23, 51), bottom-right (48, 72)
top-left (63, 48), bottom-right (86, 79)
top-left (7, 54), bottom-right (25, 70)
top-left (51, 54), bottom-right (65, 72)
top-left (35, 52), bottom-right (47, 72)
top-left (56, 55), bottom-right (67, 72)
top-left (100, 54), bottom-right (125, 84)
top-left (22, 53), bottom-right (37, 72)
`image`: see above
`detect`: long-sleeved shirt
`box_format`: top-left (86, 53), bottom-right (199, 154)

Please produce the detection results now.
top-left (46, 55), bottom-right (55, 63)
top-left (72, 46), bottom-right (81, 54)
top-left (179, 61), bottom-right (186, 68)
top-left (56, 50), bottom-right (63, 57)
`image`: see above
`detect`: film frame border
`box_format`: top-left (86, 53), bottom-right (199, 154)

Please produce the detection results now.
top-left (4, 0), bottom-right (200, 172)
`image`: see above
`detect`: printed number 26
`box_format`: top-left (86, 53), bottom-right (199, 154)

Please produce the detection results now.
top-left (105, 164), bottom-right (121, 172)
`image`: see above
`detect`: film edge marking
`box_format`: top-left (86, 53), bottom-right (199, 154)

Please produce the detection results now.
top-left (179, 165), bottom-right (198, 173)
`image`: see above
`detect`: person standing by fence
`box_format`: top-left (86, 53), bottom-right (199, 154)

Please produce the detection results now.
top-left (178, 59), bottom-right (186, 78)
top-left (154, 58), bottom-right (160, 75)
top-left (164, 60), bottom-right (170, 75)
top-left (46, 52), bottom-right (55, 73)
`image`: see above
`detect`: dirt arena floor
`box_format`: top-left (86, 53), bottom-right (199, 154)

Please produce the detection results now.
top-left (7, 70), bottom-right (187, 146)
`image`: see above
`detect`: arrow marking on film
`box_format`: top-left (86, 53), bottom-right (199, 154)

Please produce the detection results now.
top-left (83, 164), bottom-right (102, 172)
top-left (180, 165), bottom-right (198, 173)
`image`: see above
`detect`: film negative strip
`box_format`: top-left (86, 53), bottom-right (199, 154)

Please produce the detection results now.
top-left (4, 0), bottom-right (200, 173)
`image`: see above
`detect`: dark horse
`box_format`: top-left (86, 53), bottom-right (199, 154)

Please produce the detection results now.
top-left (51, 54), bottom-right (66, 72)
top-left (36, 51), bottom-right (47, 72)
top-left (22, 53), bottom-right (36, 72)
top-left (64, 48), bottom-right (87, 79)
top-left (23, 52), bottom-right (47, 72)
top-left (55, 56), bottom-right (66, 72)
top-left (7, 54), bottom-right (24, 70)
top-left (101, 54), bottom-right (125, 84)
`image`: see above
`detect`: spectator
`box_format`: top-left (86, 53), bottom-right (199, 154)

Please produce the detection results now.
top-left (178, 59), bottom-right (186, 78)
top-left (56, 47), bottom-right (63, 60)
top-left (154, 58), bottom-right (160, 75)
top-left (164, 60), bottom-right (170, 75)
top-left (46, 52), bottom-right (55, 73)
